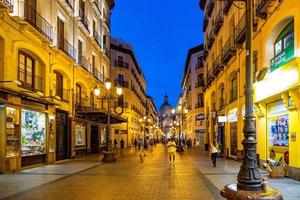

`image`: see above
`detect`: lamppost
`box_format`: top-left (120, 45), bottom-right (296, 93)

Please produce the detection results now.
top-left (172, 105), bottom-right (188, 152)
top-left (220, 0), bottom-right (282, 199)
top-left (139, 115), bottom-right (152, 148)
top-left (94, 79), bottom-right (123, 162)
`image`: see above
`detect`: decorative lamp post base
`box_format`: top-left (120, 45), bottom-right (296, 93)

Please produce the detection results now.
top-left (221, 184), bottom-right (283, 200)
top-left (176, 145), bottom-right (184, 152)
top-left (102, 151), bottom-right (116, 162)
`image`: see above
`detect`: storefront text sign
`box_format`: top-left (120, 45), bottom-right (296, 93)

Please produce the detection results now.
top-left (218, 116), bottom-right (227, 123)
top-left (271, 43), bottom-right (294, 72)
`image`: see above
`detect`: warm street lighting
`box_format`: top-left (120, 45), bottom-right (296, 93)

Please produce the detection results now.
top-left (172, 105), bottom-right (188, 152)
top-left (105, 80), bottom-right (112, 90)
top-left (94, 86), bottom-right (100, 97)
top-left (116, 86), bottom-right (123, 95)
top-left (220, 0), bottom-right (282, 199)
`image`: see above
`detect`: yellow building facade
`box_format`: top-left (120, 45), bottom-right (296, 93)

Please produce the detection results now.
top-left (201, 0), bottom-right (300, 180)
top-left (110, 38), bottom-right (150, 147)
top-left (0, 0), bottom-right (117, 172)
top-left (181, 45), bottom-right (206, 149)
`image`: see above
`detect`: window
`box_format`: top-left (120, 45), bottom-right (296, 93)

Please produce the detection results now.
top-left (198, 74), bottom-right (204, 86)
top-left (90, 92), bottom-right (94, 108)
top-left (118, 56), bottom-right (123, 62)
top-left (274, 20), bottom-right (294, 56)
top-left (18, 51), bottom-right (35, 90)
top-left (219, 85), bottom-right (225, 109)
top-left (57, 17), bottom-right (64, 48)
top-left (54, 72), bottom-right (63, 98)
top-left (117, 74), bottom-right (124, 83)
top-left (230, 74), bottom-right (237, 102)
top-left (197, 57), bottom-right (204, 68)
top-left (76, 84), bottom-right (82, 105)
top-left (197, 93), bottom-right (204, 107)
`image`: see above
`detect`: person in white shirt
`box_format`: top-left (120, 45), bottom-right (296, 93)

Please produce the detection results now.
top-left (210, 140), bottom-right (219, 167)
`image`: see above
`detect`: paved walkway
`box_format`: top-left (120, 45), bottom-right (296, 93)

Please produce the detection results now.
top-left (0, 145), bottom-right (299, 200)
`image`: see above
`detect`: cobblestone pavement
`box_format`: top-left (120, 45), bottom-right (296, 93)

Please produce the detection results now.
top-left (0, 145), bottom-right (299, 200)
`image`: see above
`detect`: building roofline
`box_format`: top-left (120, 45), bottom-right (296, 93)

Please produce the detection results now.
top-left (106, 0), bottom-right (115, 9)
top-left (181, 44), bottom-right (204, 87)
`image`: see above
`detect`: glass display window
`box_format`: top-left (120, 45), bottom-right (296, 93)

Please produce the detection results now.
top-left (75, 123), bottom-right (86, 146)
top-left (21, 109), bottom-right (46, 156)
top-left (5, 107), bottom-right (20, 157)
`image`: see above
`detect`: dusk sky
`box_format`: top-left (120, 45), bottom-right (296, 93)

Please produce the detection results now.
top-left (111, 0), bottom-right (204, 109)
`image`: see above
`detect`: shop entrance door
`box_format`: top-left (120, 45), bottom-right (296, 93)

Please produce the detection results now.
top-left (198, 133), bottom-right (205, 149)
top-left (56, 110), bottom-right (69, 161)
top-left (91, 125), bottom-right (99, 154)
top-left (230, 122), bottom-right (238, 157)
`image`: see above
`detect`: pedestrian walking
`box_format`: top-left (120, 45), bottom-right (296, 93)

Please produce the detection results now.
top-left (134, 138), bottom-right (138, 149)
top-left (114, 139), bottom-right (118, 151)
top-left (167, 138), bottom-right (176, 165)
top-left (210, 140), bottom-right (219, 167)
top-left (120, 138), bottom-right (125, 150)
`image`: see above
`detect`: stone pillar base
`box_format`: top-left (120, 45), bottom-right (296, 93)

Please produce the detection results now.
top-left (221, 184), bottom-right (283, 200)
top-left (102, 151), bottom-right (116, 162)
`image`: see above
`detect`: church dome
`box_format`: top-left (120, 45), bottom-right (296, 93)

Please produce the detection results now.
top-left (159, 94), bottom-right (173, 114)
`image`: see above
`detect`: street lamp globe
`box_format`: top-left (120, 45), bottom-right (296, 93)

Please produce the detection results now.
top-left (116, 86), bottom-right (123, 96)
top-left (171, 109), bottom-right (175, 114)
top-left (177, 105), bottom-right (182, 111)
top-left (184, 109), bottom-right (188, 114)
top-left (94, 87), bottom-right (100, 97)
top-left (105, 80), bottom-right (112, 90)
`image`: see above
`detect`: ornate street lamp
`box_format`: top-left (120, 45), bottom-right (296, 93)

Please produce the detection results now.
top-left (139, 115), bottom-right (152, 148)
top-left (94, 80), bottom-right (123, 162)
top-left (172, 106), bottom-right (188, 152)
top-left (220, 0), bottom-right (282, 199)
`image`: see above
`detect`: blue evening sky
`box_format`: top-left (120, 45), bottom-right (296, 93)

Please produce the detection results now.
top-left (111, 0), bottom-right (204, 109)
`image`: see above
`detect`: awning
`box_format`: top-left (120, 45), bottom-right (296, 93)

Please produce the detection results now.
top-left (76, 106), bottom-right (127, 124)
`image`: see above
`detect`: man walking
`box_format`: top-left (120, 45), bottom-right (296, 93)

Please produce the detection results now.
top-left (167, 138), bottom-right (176, 165)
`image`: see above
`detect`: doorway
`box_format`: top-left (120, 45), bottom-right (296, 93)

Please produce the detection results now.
top-left (56, 110), bottom-right (69, 161)
top-left (91, 125), bottom-right (99, 154)
top-left (218, 124), bottom-right (225, 157)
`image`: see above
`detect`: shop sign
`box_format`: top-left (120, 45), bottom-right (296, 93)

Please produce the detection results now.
top-left (195, 129), bottom-right (205, 134)
top-left (218, 116), bottom-right (227, 123)
top-left (228, 108), bottom-right (238, 123)
top-left (270, 44), bottom-right (294, 72)
top-left (195, 114), bottom-right (205, 120)
top-left (115, 129), bottom-right (128, 134)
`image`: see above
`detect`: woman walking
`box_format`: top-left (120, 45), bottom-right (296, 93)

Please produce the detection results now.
top-left (167, 138), bottom-right (177, 165)
top-left (210, 140), bottom-right (219, 167)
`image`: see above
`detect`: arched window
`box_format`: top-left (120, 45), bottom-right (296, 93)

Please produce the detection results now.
top-left (230, 72), bottom-right (237, 103)
top-left (274, 20), bottom-right (294, 56)
top-left (18, 51), bottom-right (35, 90)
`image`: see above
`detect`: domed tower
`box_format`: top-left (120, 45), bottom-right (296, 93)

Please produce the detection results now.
top-left (159, 94), bottom-right (174, 136)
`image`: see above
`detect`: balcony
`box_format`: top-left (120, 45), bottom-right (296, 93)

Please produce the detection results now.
top-left (78, 55), bottom-right (92, 73)
top-left (256, 0), bottom-right (275, 19)
top-left (92, 0), bottom-right (102, 17)
top-left (79, 8), bottom-right (90, 32)
top-left (234, 13), bottom-right (246, 45)
top-left (0, 0), bottom-right (13, 10)
top-left (114, 101), bottom-right (129, 109)
top-left (195, 102), bottom-right (204, 108)
top-left (214, 9), bottom-right (224, 34)
top-left (18, 68), bottom-right (44, 92)
top-left (206, 68), bottom-right (214, 86)
top-left (93, 68), bottom-right (104, 82)
top-left (58, 0), bottom-right (74, 13)
top-left (203, 14), bottom-right (209, 32)
top-left (221, 36), bottom-right (236, 64)
top-left (114, 60), bottom-right (129, 69)
top-left (195, 81), bottom-right (205, 88)
top-left (115, 80), bottom-right (129, 88)
top-left (93, 31), bottom-right (102, 49)
top-left (207, 31), bottom-right (215, 49)
top-left (206, 0), bottom-right (215, 17)
top-left (212, 55), bottom-right (224, 77)
top-left (24, 4), bottom-right (53, 42)
top-left (223, 0), bottom-right (233, 14)
top-left (58, 39), bottom-right (76, 60)
top-left (104, 13), bottom-right (110, 29)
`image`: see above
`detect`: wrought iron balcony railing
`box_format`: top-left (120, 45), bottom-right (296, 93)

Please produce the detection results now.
top-left (79, 8), bottom-right (89, 32)
top-left (0, 0), bottom-right (13, 10)
top-left (195, 81), bottom-right (205, 88)
top-left (114, 60), bottom-right (129, 69)
top-left (214, 9), bottom-right (224, 34)
top-left (223, 0), bottom-right (233, 14)
top-left (93, 68), bottom-right (104, 82)
top-left (24, 3), bottom-right (53, 41)
top-left (206, 0), bottom-right (215, 17)
top-left (213, 55), bottom-right (224, 77)
top-left (93, 0), bottom-right (102, 16)
top-left (93, 31), bottom-right (102, 49)
top-left (221, 36), bottom-right (236, 64)
top-left (78, 55), bottom-right (92, 73)
top-left (115, 80), bottom-right (129, 88)
top-left (58, 39), bottom-right (76, 60)
top-left (234, 13), bottom-right (246, 45)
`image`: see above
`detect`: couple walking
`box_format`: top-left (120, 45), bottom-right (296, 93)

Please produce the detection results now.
top-left (167, 138), bottom-right (176, 165)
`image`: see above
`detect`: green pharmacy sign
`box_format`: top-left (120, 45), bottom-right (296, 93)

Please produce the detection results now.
top-left (270, 43), bottom-right (294, 72)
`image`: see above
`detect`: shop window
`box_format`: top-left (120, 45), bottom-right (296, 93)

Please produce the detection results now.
top-left (5, 107), bottom-right (20, 157)
top-left (21, 109), bottom-right (46, 156)
top-left (54, 72), bottom-right (63, 98)
top-left (75, 123), bottom-right (86, 146)
top-left (18, 51), bottom-right (35, 90)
